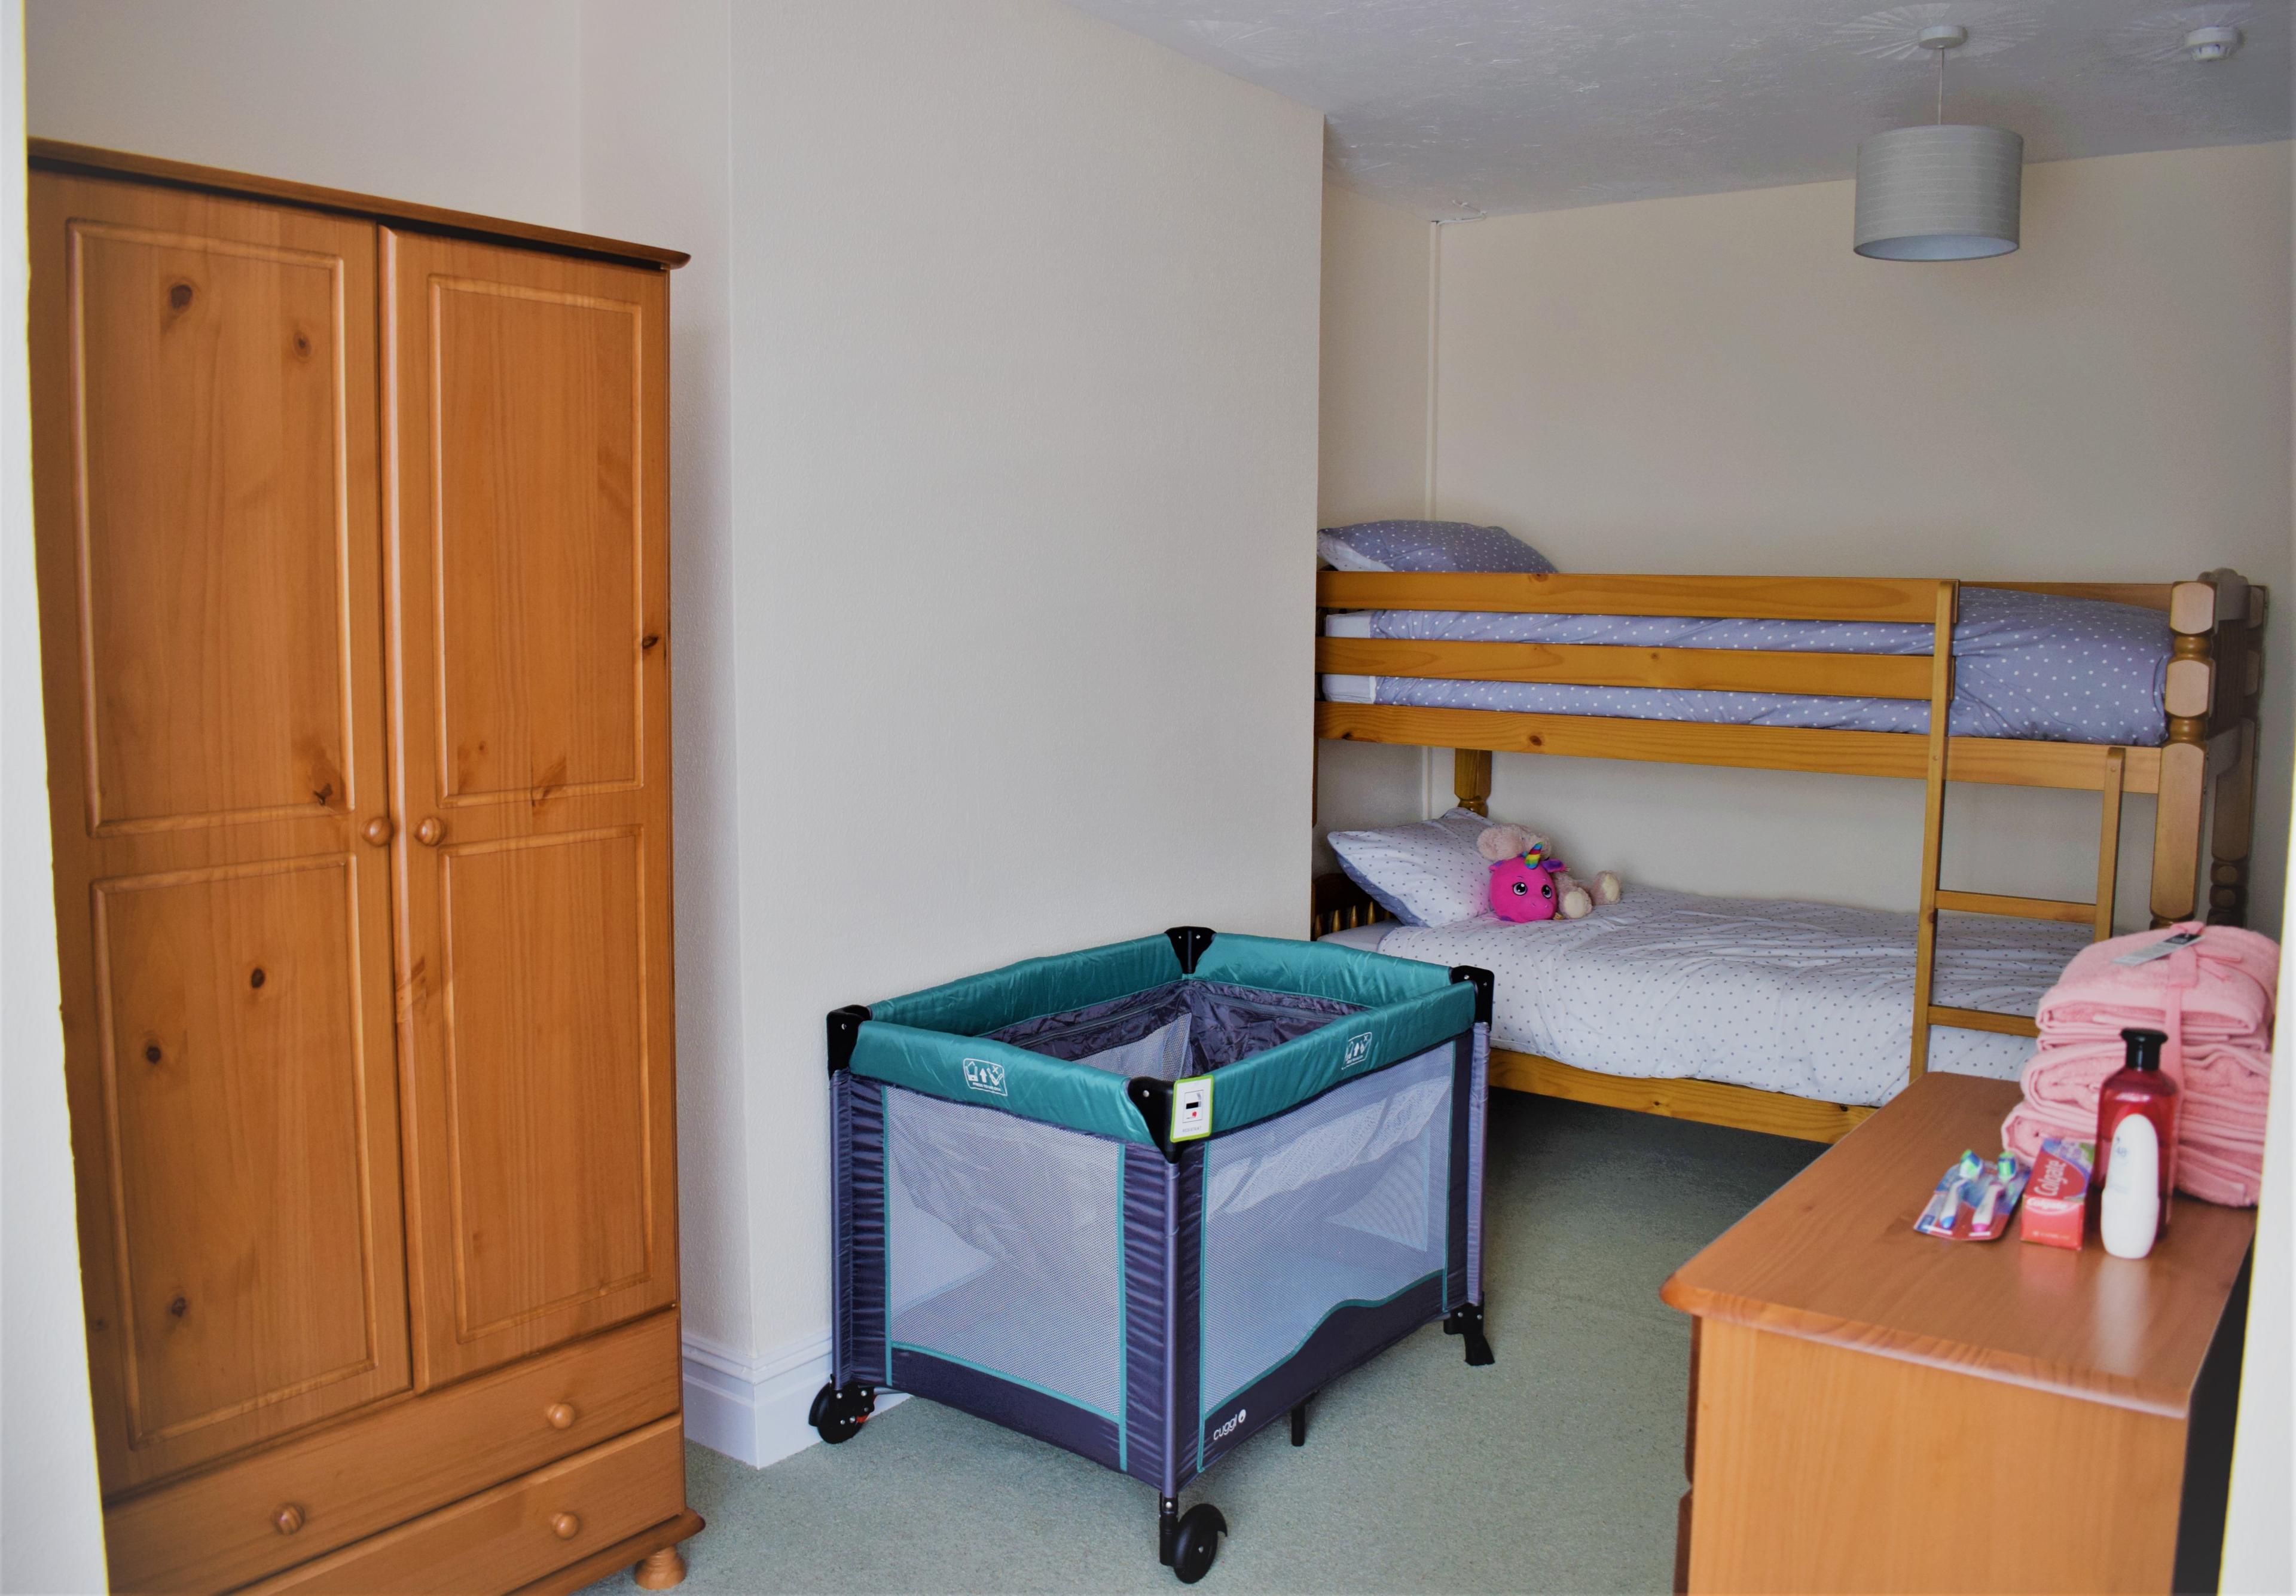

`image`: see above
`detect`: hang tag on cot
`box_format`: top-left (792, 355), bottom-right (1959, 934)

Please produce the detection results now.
top-left (1171, 1075), bottom-right (1213, 1143)
top-left (2114, 930), bottom-right (2203, 967)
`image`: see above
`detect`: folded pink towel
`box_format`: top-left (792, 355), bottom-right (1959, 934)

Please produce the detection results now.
top-left (2034, 921), bottom-right (2277, 1047)
top-left (2019, 1038), bottom-right (2270, 1129)
top-left (2002, 1098), bottom-right (2265, 1207)
top-left (2002, 921), bottom-right (2279, 1209)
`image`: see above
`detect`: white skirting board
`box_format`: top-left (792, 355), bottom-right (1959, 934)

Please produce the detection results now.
top-left (682, 1331), bottom-right (906, 1469)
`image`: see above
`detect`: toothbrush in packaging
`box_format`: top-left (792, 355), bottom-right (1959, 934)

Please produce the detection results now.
top-left (1916, 1150), bottom-right (2028, 1241)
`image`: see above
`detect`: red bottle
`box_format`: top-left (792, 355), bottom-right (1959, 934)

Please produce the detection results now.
top-left (2093, 1027), bottom-right (2179, 1234)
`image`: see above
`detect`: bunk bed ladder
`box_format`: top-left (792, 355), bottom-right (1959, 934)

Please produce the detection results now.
top-left (1909, 576), bottom-right (2130, 1081)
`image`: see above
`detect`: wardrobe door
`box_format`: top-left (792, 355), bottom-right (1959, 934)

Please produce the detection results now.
top-left (381, 230), bottom-right (678, 1385)
top-left (28, 173), bottom-right (411, 1490)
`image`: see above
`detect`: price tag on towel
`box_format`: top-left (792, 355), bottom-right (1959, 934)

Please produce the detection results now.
top-left (1171, 1075), bottom-right (1214, 1143)
top-left (2114, 930), bottom-right (2203, 967)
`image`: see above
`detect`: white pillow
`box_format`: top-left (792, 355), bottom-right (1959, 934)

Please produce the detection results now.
top-left (1326, 808), bottom-right (1494, 928)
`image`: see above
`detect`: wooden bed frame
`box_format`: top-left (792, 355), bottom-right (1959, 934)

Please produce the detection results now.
top-left (1311, 569), bottom-right (2266, 1144)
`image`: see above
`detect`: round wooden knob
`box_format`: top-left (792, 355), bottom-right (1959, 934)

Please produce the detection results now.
top-left (550, 1512), bottom-right (581, 1540)
top-left (274, 1505), bottom-right (305, 1536)
top-left (545, 1402), bottom-right (577, 1430)
top-left (362, 816), bottom-right (393, 846)
top-left (415, 817), bottom-right (444, 847)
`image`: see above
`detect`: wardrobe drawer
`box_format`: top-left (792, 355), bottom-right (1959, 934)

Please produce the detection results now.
top-left (106, 1311), bottom-right (680, 1594)
top-left (242, 1417), bottom-right (685, 1595)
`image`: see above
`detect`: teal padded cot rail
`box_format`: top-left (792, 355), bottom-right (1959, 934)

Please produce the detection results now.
top-left (841, 931), bottom-right (1475, 1146)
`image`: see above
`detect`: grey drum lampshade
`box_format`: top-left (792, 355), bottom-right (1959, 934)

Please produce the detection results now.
top-left (1854, 125), bottom-right (2023, 260)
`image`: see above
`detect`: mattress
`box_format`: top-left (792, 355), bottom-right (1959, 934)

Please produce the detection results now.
top-left (1320, 889), bottom-right (2088, 1106)
top-left (1320, 583), bottom-right (2169, 745)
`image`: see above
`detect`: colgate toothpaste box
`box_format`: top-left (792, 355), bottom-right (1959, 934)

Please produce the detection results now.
top-left (2020, 1137), bottom-right (2095, 1250)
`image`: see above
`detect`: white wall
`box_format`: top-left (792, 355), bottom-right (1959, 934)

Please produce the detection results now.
top-left (2217, 129), bottom-right (2296, 1588)
top-left (1, 0), bottom-right (108, 1586)
top-left (1315, 184), bottom-right (1435, 863)
top-left (2221, 795), bottom-right (2293, 1588)
top-left (573, 0), bottom-right (757, 1404)
top-left (722, 0), bottom-right (1323, 1415)
top-left (25, 0), bottom-right (1327, 1471)
top-left (25, 0), bottom-right (584, 229)
top-left (1327, 143), bottom-right (2294, 933)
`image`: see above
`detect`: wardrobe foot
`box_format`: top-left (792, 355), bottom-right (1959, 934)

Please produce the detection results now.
top-left (634, 1546), bottom-right (689, 1590)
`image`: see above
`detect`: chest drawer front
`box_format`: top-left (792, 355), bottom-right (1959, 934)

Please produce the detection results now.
top-left (106, 1310), bottom-right (680, 1593)
top-left (243, 1417), bottom-right (685, 1595)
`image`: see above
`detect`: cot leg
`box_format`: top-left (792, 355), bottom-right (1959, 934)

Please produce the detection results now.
top-left (1443, 1302), bottom-right (1495, 1366)
top-left (1290, 1403), bottom-right (1308, 1447)
top-left (1159, 1496), bottom-right (1178, 1567)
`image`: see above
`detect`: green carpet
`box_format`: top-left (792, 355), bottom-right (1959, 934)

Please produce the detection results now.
top-left (588, 1094), bottom-right (1822, 1595)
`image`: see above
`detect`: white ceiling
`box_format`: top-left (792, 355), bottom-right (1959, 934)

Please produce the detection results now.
top-left (1065, 0), bottom-right (2294, 217)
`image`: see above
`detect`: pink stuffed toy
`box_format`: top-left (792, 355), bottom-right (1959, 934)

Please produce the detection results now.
top-left (1476, 824), bottom-right (1621, 923)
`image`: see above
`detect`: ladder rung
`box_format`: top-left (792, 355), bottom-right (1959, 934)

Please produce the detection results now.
top-left (1934, 889), bottom-right (2096, 925)
top-left (1927, 1004), bottom-right (2041, 1038)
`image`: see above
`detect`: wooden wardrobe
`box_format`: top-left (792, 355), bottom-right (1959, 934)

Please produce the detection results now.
top-left (27, 142), bottom-right (699, 1595)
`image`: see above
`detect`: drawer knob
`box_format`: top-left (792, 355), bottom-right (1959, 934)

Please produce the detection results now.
top-left (415, 817), bottom-right (445, 847)
top-left (551, 1512), bottom-right (582, 1541)
top-left (274, 1504), bottom-right (305, 1536)
top-left (362, 816), bottom-right (393, 846)
top-left (545, 1402), bottom-right (578, 1430)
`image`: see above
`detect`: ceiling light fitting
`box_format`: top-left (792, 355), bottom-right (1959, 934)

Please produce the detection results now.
top-left (1853, 19), bottom-right (2023, 262)
top-left (2183, 26), bottom-right (2243, 61)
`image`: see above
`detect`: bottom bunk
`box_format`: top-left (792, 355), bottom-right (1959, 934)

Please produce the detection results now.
top-left (1313, 875), bottom-right (2082, 1144)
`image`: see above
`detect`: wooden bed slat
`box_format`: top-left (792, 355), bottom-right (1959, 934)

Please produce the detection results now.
top-left (1315, 637), bottom-right (1937, 700)
top-left (1934, 889), bottom-right (2096, 925)
top-left (1490, 1049), bottom-right (1875, 1145)
top-left (1317, 571), bottom-right (1944, 623)
top-left (1316, 703), bottom-right (2164, 794)
top-left (1927, 1005), bottom-right (2042, 1038)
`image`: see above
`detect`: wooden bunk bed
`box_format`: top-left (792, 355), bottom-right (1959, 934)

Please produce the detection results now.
top-left (1310, 568), bottom-right (2266, 1144)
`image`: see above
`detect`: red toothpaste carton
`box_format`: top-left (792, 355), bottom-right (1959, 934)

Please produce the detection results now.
top-left (2020, 1138), bottom-right (2095, 1250)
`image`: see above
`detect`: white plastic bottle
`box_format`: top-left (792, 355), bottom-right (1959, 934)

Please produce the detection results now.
top-left (2100, 1113), bottom-right (2161, 1260)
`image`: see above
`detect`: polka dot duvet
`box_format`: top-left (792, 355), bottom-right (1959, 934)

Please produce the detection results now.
top-left (1378, 889), bottom-right (2092, 1108)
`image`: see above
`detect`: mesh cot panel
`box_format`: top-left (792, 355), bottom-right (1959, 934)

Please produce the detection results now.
top-left (1199, 1043), bottom-right (1454, 1420)
top-left (886, 1086), bottom-right (1124, 1417)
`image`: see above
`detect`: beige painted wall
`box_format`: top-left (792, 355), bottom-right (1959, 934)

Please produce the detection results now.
top-left (1334, 142), bottom-right (2292, 930)
top-left (25, 0), bottom-right (585, 228)
top-left (1315, 184), bottom-right (1436, 862)
top-left (725, 0), bottom-right (1323, 1377)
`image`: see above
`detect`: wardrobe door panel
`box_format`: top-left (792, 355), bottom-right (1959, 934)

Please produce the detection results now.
top-left (96, 860), bottom-right (377, 1439)
top-left (429, 279), bottom-right (643, 802)
top-left (29, 172), bottom-right (410, 1490)
top-left (383, 230), bottom-right (676, 1384)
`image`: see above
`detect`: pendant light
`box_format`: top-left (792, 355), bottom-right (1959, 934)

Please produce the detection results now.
top-left (1854, 25), bottom-right (2023, 261)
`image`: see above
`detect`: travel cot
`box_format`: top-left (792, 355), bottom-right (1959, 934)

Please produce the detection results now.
top-left (814, 927), bottom-right (1494, 1583)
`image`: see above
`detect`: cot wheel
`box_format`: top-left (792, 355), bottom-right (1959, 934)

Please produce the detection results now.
top-left (1171, 1503), bottom-right (1226, 1583)
top-left (808, 1380), bottom-right (875, 1444)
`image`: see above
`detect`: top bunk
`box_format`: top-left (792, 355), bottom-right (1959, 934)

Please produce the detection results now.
top-left (1315, 567), bottom-right (2264, 800)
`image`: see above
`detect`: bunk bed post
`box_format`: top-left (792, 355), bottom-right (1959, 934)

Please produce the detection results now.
top-left (2203, 573), bottom-right (2264, 927)
top-left (1906, 581), bottom-right (1959, 1085)
top-left (1454, 748), bottom-right (1492, 817)
top-left (2150, 580), bottom-right (2218, 926)
top-left (2093, 748), bottom-right (2126, 941)
top-left (2210, 722), bottom-right (2257, 925)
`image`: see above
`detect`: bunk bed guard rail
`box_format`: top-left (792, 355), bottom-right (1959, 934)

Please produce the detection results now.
top-left (1312, 568), bottom-right (2264, 1089)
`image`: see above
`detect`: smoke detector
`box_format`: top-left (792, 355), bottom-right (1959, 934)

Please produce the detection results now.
top-left (2182, 25), bottom-right (2243, 59)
